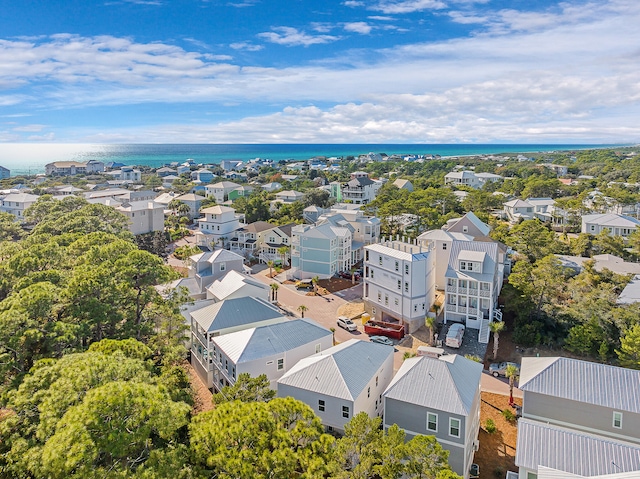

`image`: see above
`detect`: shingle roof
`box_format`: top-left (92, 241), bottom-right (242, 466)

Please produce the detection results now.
top-left (383, 354), bottom-right (482, 416)
top-left (212, 319), bottom-right (332, 363)
top-left (278, 339), bottom-right (393, 401)
top-left (516, 419), bottom-right (640, 476)
top-left (519, 357), bottom-right (640, 413)
top-left (190, 296), bottom-right (283, 332)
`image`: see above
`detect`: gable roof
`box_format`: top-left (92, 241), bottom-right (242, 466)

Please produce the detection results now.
top-left (504, 199), bottom-right (533, 208)
top-left (383, 354), bottom-right (482, 416)
top-left (200, 205), bottom-right (236, 214)
top-left (445, 212), bottom-right (491, 236)
top-left (176, 193), bottom-right (206, 202)
top-left (244, 221), bottom-right (277, 233)
top-left (190, 248), bottom-right (244, 265)
top-left (208, 181), bottom-right (241, 189)
top-left (516, 419), bottom-right (640, 476)
top-left (212, 318), bottom-right (331, 364)
top-left (582, 213), bottom-right (640, 228)
top-left (277, 339), bottom-right (393, 401)
top-left (190, 296), bottom-right (283, 332)
top-left (206, 270), bottom-right (268, 300)
top-left (519, 357), bottom-right (640, 413)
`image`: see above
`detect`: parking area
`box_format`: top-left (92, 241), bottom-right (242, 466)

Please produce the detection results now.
top-left (439, 321), bottom-right (489, 359)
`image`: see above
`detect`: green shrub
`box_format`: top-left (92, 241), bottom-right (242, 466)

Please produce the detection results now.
top-left (501, 408), bottom-right (516, 423)
top-left (484, 418), bottom-right (497, 434)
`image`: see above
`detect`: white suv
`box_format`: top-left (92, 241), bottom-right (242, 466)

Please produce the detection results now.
top-left (337, 316), bottom-right (357, 331)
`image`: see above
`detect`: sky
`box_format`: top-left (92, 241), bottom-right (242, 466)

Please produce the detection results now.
top-left (0, 0), bottom-right (639, 144)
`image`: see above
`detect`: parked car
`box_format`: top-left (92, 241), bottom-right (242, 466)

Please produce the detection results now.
top-left (295, 280), bottom-right (314, 290)
top-left (489, 362), bottom-right (520, 378)
top-left (338, 271), bottom-right (361, 280)
top-left (445, 323), bottom-right (465, 348)
top-left (369, 335), bottom-right (393, 346)
top-left (337, 316), bottom-right (357, 331)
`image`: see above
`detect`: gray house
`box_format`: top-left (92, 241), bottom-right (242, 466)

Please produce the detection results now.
top-left (277, 339), bottom-right (394, 433)
top-left (189, 249), bottom-right (246, 295)
top-left (383, 354), bottom-right (483, 479)
top-left (515, 357), bottom-right (640, 478)
top-left (190, 296), bottom-right (288, 389)
top-left (210, 318), bottom-right (333, 391)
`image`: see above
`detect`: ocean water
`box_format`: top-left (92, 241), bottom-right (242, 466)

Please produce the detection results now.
top-left (0, 143), bottom-right (626, 176)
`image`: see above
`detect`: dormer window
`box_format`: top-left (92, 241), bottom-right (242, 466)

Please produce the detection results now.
top-left (613, 411), bottom-right (623, 429)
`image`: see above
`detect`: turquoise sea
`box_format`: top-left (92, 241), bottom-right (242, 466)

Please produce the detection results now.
top-left (0, 143), bottom-right (629, 176)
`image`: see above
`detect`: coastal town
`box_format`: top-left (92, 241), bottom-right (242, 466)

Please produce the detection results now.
top-left (2, 147), bottom-right (640, 479)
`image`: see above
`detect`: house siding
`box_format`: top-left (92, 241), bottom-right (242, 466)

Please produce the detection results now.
top-left (278, 384), bottom-right (355, 433)
top-left (523, 391), bottom-right (640, 444)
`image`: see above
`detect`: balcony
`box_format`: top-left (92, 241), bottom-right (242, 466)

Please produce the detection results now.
top-left (479, 290), bottom-right (491, 297)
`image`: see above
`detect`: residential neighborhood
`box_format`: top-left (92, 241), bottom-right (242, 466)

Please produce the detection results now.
top-left (2, 147), bottom-right (640, 479)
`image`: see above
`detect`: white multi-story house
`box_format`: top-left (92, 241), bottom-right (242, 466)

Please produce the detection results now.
top-left (515, 357), bottom-right (640, 478)
top-left (45, 160), bottom-right (104, 176)
top-left (341, 172), bottom-right (382, 204)
top-left (274, 190), bottom-right (304, 204)
top-left (277, 339), bottom-right (394, 434)
top-left (228, 221), bottom-right (277, 260)
top-left (259, 223), bottom-right (294, 265)
top-left (444, 240), bottom-right (504, 343)
top-left (317, 208), bottom-right (381, 247)
top-left (290, 221), bottom-right (353, 279)
top-left (417, 229), bottom-right (473, 290)
top-left (210, 318), bottom-right (333, 391)
top-left (0, 193), bottom-right (39, 219)
top-left (190, 297), bottom-right (288, 389)
top-left (383, 354), bottom-right (483, 479)
top-left (581, 213), bottom-right (640, 238)
top-left (204, 181), bottom-right (241, 204)
top-left (113, 200), bottom-right (164, 235)
top-left (444, 171), bottom-right (502, 189)
top-left (363, 240), bottom-right (435, 334)
top-left (196, 205), bottom-right (245, 249)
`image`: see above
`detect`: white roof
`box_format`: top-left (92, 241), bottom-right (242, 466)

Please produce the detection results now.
top-left (582, 213), bottom-right (640, 228)
top-left (519, 357), bottom-right (640, 413)
top-left (207, 181), bottom-right (241, 189)
top-left (278, 339), bottom-right (393, 401)
top-left (211, 319), bottom-right (331, 364)
top-left (190, 248), bottom-right (244, 265)
top-left (538, 466), bottom-right (640, 479)
top-left (2, 193), bottom-right (39, 202)
top-left (504, 199), bottom-right (533, 208)
top-left (206, 270), bottom-right (268, 300)
top-left (417, 229), bottom-right (472, 242)
top-left (366, 241), bottom-right (430, 261)
top-left (200, 205), bottom-right (236, 214)
top-left (516, 419), bottom-right (640, 476)
top-left (383, 354), bottom-right (482, 416)
top-left (617, 275), bottom-right (640, 305)
top-left (457, 250), bottom-right (487, 263)
top-left (190, 296), bottom-right (283, 333)
top-left (175, 193), bottom-right (205, 202)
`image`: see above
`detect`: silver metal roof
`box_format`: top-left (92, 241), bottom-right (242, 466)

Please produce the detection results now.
top-left (516, 419), bottom-right (640, 476)
top-left (278, 339), bottom-right (393, 401)
top-left (519, 357), bottom-right (640, 414)
top-left (212, 318), bottom-right (332, 363)
top-left (383, 354), bottom-right (482, 416)
top-left (190, 296), bottom-right (283, 333)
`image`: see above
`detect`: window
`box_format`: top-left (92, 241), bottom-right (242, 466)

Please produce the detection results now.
top-left (220, 262), bottom-right (226, 271)
top-left (442, 243), bottom-right (447, 250)
top-left (405, 264), bottom-right (409, 275)
top-left (527, 473), bottom-right (538, 479)
top-left (459, 280), bottom-right (467, 288)
top-left (318, 400), bottom-right (325, 412)
top-left (394, 298), bottom-right (399, 306)
top-left (342, 406), bottom-right (350, 418)
top-left (405, 282), bottom-right (409, 293)
top-left (368, 387), bottom-right (371, 398)
top-left (449, 418), bottom-right (460, 437)
top-left (366, 250), bottom-right (369, 261)
top-left (397, 279), bottom-right (401, 290)
top-left (427, 413), bottom-right (438, 432)
top-left (448, 278), bottom-right (456, 287)
top-left (613, 411), bottom-right (623, 429)
top-left (315, 343), bottom-right (322, 353)
top-left (462, 226), bottom-right (469, 233)
top-left (385, 295), bottom-right (389, 305)
top-left (376, 376), bottom-right (379, 386)
top-left (414, 304), bottom-right (417, 312)
top-left (395, 261), bottom-right (399, 272)
top-left (460, 261), bottom-right (467, 271)
top-left (371, 269), bottom-right (374, 279)
top-left (378, 292), bottom-right (382, 303)
top-left (277, 358), bottom-right (284, 370)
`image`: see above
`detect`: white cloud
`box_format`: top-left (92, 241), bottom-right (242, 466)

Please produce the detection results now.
top-left (227, 0), bottom-right (260, 7)
top-left (343, 1), bottom-right (365, 6)
top-left (372, 0), bottom-right (446, 14)
top-left (229, 42), bottom-right (264, 51)
top-left (12, 124), bottom-right (46, 132)
top-left (343, 22), bottom-right (373, 34)
top-left (257, 27), bottom-right (340, 47)
top-left (2, 0), bottom-right (640, 142)
top-left (367, 15), bottom-right (395, 20)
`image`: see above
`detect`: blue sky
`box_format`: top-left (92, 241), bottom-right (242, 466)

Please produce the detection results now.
top-left (0, 0), bottom-right (639, 143)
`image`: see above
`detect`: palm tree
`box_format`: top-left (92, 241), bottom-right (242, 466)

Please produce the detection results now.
top-left (505, 363), bottom-right (519, 406)
top-left (176, 202), bottom-right (191, 218)
top-left (425, 315), bottom-right (436, 346)
top-left (297, 304), bottom-right (309, 318)
top-left (311, 275), bottom-right (319, 294)
top-left (330, 327), bottom-right (336, 345)
top-left (167, 199), bottom-right (183, 215)
top-left (267, 260), bottom-right (275, 279)
top-left (270, 282), bottom-right (279, 302)
top-left (278, 246), bottom-right (289, 266)
top-left (350, 266), bottom-right (358, 285)
top-left (489, 320), bottom-right (506, 360)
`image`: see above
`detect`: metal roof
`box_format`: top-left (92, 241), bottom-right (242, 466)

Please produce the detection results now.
top-left (206, 270), bottom-right (268, 301)
top-left (277, 339), bottom-right (393, 401)
top-left (516, 419), bottom-right (640, 476)
top-left (383, 354), bottom-right (482, 416)
top-left (538, 466), bottom-right (640, 479)
top-left (190, 296), bottom-right (283, 333)
top-left (519, 357), bottom-right (640, 413)
top-left (212, 319), bottom-right (332, 364)
top-left (582, 213), bottom-right (640, 228)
